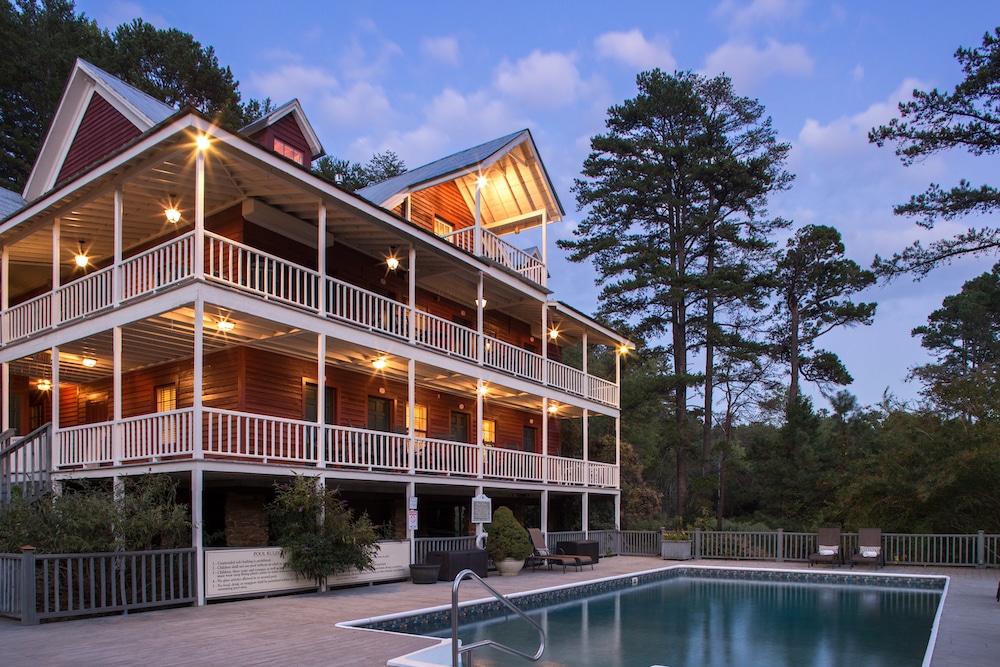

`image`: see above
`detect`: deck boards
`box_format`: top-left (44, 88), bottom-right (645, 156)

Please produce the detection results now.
top-left (1, 557), bottom-right (995, 666)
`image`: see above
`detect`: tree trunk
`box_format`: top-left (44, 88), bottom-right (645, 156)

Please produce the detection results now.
top-left (788, 295), bottom-right (800, 403)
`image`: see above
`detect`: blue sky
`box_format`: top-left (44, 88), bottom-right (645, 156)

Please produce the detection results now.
top-left (75, 0), bottom-right (1000, 410)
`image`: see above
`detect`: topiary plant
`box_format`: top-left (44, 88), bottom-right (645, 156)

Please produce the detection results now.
top-left (485, 506), bottom-right (533, 562)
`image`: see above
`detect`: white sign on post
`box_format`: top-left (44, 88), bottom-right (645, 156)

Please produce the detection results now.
top-left (471, 493), bottom-right (492, 523)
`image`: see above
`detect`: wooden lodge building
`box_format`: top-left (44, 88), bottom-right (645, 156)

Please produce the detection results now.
top-left (0, 60), bottom-right (630, 597)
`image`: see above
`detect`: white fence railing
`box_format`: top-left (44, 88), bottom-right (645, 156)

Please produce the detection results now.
top-left (2, 236), bottom-right (617, 406)
top-left (483, 447), bottom-right (544, 482)
top-left (58, 423), bottom-right (114, 467)
top-left (121, 409), bottom-right (195, 461)
top-left (326, 425), bottom-right (409, 471)
top-left (204, 409), bottom-right (318, 462)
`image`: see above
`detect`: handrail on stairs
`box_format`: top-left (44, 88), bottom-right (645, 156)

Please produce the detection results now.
top-left (451, 568), bottom-right (545, 666)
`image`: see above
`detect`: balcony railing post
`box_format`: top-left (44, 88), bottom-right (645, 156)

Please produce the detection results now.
top-left (20, 546), bottom-right (37, 626)
top-left (978, 530), bottom-right (985, 568)
top-left (776, 529), bottom-right (784, 562)
top-left (694, 529), bottom-right (701, 559)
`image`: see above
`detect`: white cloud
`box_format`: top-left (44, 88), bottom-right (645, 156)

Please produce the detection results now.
top-left (594, 29), bottom-right (676, 71)
top-left (494, 50), bottom-right (589, 110)
top-left (703, 39), bottom-right (813, 88)
top-left (249, 65), bottom-right (339, 103)
top-left (852, 64), bottom-right (864, 83)
top-left (337, 32), bottom-right (404, 82)
top-left (421, 36), bottom-right (460, 66)
top-left (318, 81), bottom-right (395, 129)
top-left (713, 0), bottom-right (807, 32)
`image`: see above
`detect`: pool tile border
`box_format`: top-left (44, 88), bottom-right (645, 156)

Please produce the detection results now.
top-left (356, 565), bottom-right (946, 635)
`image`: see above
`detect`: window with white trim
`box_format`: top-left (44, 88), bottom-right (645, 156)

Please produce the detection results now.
top-left (274, 138), bottom-right (305, 165)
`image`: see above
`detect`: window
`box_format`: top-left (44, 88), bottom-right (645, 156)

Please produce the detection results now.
top-left (155, 384), bottom-right (177, 446)
top-left (274, 138), bottom-right (305, 165)
top-left (434, 216), bottom-right (454, 239)
top-left (304, 382), bottom-right (335, 425)
top-left (482, 419), bottom-right (496, 446)
top-left (406, 403), bottom-right (428, 437)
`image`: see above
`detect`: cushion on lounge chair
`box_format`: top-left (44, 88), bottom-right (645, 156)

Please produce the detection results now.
top-left (860, 546), bottom-right (882, 558)
top-left (818, 545), bottom-right (839, 556)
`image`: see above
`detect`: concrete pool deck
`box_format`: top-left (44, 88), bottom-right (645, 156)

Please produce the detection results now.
top-left (1, 557), bottom-right (996, 666)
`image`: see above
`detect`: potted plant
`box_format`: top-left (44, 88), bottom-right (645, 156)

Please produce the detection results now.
top-left (660, 518), bottom-right (693, 560)
top-left (485, 506), bottom-right (533, 576)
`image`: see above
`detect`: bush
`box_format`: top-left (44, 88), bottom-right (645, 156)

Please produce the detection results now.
top-left (485, 506), bottom-right (533, 561)
top-left (0, 474), bottom-right (190, 553)
top-left (265, 475), bottom-right (379, 585)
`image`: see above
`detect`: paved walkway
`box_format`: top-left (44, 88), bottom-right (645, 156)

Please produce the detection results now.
top-left (1, 558), bottom-right (996, 666)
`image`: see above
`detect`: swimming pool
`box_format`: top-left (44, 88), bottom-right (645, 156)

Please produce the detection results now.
top-left (348, 566), bottom-right (947, 667)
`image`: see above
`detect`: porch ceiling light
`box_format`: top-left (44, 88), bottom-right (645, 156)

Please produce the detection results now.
top-left (478, 385), bottom-right (488, 396)
top-left (547, 403), bottom-right (558, 414)
top-left (618, 343), bottom-right (630, 355)
top-left (386, 246), bottom-right (400, 272)
top-left (74, 252), bottom-right (88, 268)
top-left (165, 207), bottom-right (181, 224)
top-left (217, 320), bottom-right (235, 332)
top-left (195, 135), bottom-right (210, 151)
top-left (476, 175), bottom-right (487, 190)
top-left (548, 328), bottom-right (559, 340)
top-left (372, 355), bottom-right (388, 370)
top-left (36, 379), bottom-right (52, 392)
top-left (82, 357), bottom-right (97, 368)
top-left (475, 298), bottom-right (487, 308)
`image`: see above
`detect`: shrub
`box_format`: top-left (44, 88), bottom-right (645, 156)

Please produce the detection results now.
top-left (485, 506), bottom-right (533, 561)
top-left (265, 475), bottom-right (379, 585)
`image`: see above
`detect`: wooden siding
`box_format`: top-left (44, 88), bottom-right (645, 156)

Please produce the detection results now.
top-left (57, 93), bottom-right (141, 187)
top-left (407, 181), bottom-right (474, 234)
top-left (247, 114), bottom-right (311, 165)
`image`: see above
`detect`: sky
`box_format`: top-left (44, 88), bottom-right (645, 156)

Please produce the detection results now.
top-left (73, 0), bottom-right (1000, 411)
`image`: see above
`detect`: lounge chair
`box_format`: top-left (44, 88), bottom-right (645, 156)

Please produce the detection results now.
top-left (808, 527), bottom-right (843, 567)
top-left (527, 528), bottom-right (594, 572)
top-left (850, 528), bottom-right (884, 570)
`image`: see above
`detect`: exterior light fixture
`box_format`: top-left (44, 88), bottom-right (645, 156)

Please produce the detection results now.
top-left (74, 252), bottom-right (88, 268)
top-left (195, 135), bottom-right (210, 151)
top-left (386, 246), bottom-right (400, 272)
top-left (547, 403), bottom-right (558, 414)
top-left (372, 356), bottom-right (388, 370)
top-left (217, 320), bottom-right (235, 332)
top-left (619, 343), bottom-right (630, 355)
top-left (476, 175), bottom-right (487, 189)
top-left (475, 298), bottom-right (487, 308)
top-left (478, 385), bottom-right (488, 396)
top-left (548, 328), bottom-right (559, 340)
top-left (165, 207), bottom-right (181, 223)
top-left (82, 357), bottom-right (97, 368)
top-left (36, 379), bottom-right (52, 392)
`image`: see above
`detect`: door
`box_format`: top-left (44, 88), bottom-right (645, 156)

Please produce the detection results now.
top-left (368, 396), bottom-right (392, 432)
top-left (523, 426), bottom-right (537, 453)
top-left (450, 411), bottom-right (469, 442)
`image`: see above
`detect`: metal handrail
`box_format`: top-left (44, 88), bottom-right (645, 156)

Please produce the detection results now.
top-left (451, 568), bottom-right (545, 666)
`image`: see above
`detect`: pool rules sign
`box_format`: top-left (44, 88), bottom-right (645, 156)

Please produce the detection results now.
top-left (472, 493), bottom-right (492, 523)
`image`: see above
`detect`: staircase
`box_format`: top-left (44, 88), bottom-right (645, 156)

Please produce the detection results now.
top-left (0, 423), bottom-right (52, 507)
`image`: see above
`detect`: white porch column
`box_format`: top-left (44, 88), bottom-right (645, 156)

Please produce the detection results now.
top-left (317, 202), bottom-right (327, 316)
top-left (407, 358), bottom-right (415, 475)
top-left (113, 188), bottom-right (123, 306)
top-left (194, 145), bottom-right (205, 279)
top-left (192, 468), bottom-right (205, 605)
top-left (614, 493), bottom-right (621, 531)
top-left (582, 331), bottom-right (588, 398)
top-left (474, 177), bottom-right (483, 258)
top-left (193, 299), bottom-right (204, 459)
top-left (540, 210), bottom-right (547, 287)
top-left (616, 348), bottom-right (622, 470)
top-left (51, 218), bottom-right (60, 327)
top-left (582, 408), bottom-right (589, 467)
top-left (476, 272), bottom-right (484, 366)
top-left (476, 378), bottom-right (484, 479)
top-left (541, 397), bottom-right (549, 484)
top-left (541, 489), bottom-right (549, 533)
top-left (541, 302), bottom-right (548, 386)
top-left (406, 480), bottom-right (416, 563)
top-left (51, 346), bottom-right (60, 449)
top-left (583, 492), bottom-right (590, 537)
top-left (407, 244), bottom-right (416, 344)
top-left (316, 333), bottom-right (326, 467)
top-left (1, 363), bottom-right (7, 433)
top-left (112, 329), bottom-right (122, 465)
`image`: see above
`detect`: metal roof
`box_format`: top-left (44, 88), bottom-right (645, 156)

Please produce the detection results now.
top-left (0, 187), bottom-right (26, 219)
top-left (77, 59), bottom-right (175, 126)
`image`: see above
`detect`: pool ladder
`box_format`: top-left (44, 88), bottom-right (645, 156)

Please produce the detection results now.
top-left (451, 568), bottom-right (546, 666)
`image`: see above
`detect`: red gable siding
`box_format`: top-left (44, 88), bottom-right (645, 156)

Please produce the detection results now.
top-left (57, 92), bottom-right (142, 186)
top-left (248, 114), bottom-right (310, 165)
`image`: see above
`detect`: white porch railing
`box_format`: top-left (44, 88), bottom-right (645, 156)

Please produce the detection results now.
top-left (588, 461), bottom-right (619, 488)
top-left (412, 437), bottom-right (479, 476)
top-left (58, 266), bottom-right (114, 323)
top-left (326, 425), bottom-right (409, 471)
top-left (121, 409), bottom-right (195, 461)
top-left (483, 447), bottom-right (544, 482)
top-left (547, 359), bottom-right (585, 397)
top-left (326, 277), bottom-right (409, 339)
top-left (204, 409), bottom-right (319, 463)
top-left (122, 233), bottom-right (196, 300)
top-left (485, 337), bottom-right (543, 382)
top-left (2, 292), bottom-right (51, 343)
top-left (548, 457), bottom-right (586, 485)
top-left (58, 422), bottom-right (114, 467)
top-left (3, 236), bottom-right (618, 408)
top-left (414, 311), bottom-right (477, 361)
top-left (205, 233), bottom-right (321, 311)
top-left (445, 228), bottom-right (545, 284)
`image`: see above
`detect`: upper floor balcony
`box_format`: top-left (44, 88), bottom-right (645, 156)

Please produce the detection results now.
top-left (1, 230), bottom-right (620, 409)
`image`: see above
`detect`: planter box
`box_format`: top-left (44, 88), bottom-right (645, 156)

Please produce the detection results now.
top-left (409, 563), bottom-right (440, 584)
top-left (661, 540), bottom-right (693, 560)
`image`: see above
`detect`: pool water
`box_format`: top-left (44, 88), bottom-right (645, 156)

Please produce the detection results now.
top-left (425, 576), bottom-right (941, 667)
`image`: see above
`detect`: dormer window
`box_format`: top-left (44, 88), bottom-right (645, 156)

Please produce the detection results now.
top-left (274, 138), bottom-right (305, 165)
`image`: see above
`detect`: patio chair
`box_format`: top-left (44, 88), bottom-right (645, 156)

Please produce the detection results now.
top-left (850, 528), bottom-right (884, 570)
top-left (527, 528), bottom-right (593, 573)
top-left (808, 527), bottom-right (843, 567)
